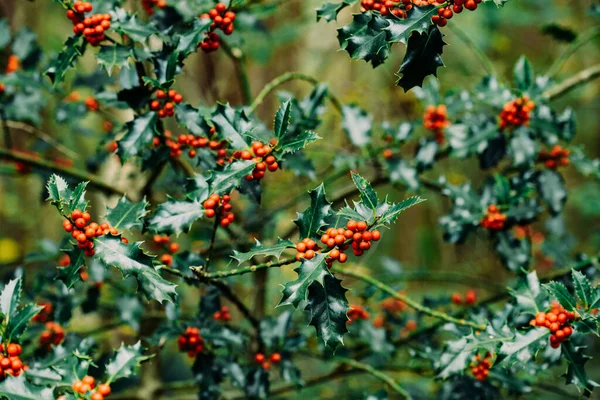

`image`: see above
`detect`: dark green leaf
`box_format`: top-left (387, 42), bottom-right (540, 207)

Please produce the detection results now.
top-left (186, 174), bottom-right (210, 202)
top-left (146, 198), bottom-right (204, 236)
top-left (175, 103), bottom-right (212, 135)
top-left (113, 12), bottom-right (157, 43)
top-left (337, 12), bottom-right (390, 67)
top-left (305, 275), bottom-right (349, 350)
top-left (105, 196), bottom-right (149, 231)
top-left (386, 158), bottom-right (419, 190)
top-left (351, 172), bottom-right (379, 210)
top-left (279, 253), bottom-right (331, 308)
top-left (211, 103), bottom-right (254, 150)
top-left (106, 341), bottom-right (153, 382)
top-left (96, 44), bottom-right (133, 76)
top-left (5, 303), bottom-right (43, 342)
top-left (0, 375), bottom-right (53, 400)
top-left (562, 342), bottom-right (600, 394)
top-left (385, 5), bottom-right (437, 44)
top-left (497, 328), bottom-right (549, 366)
top-left (513, 56), bottom-right (533, 92)
top-left (45, 36), bottom-right (85, 85)
top-left (541, 24), bottom-right (577, 43)
top-left (0, 19), bottom-right (11, 49)
top-left (571, 270), bottom-right (593, 309)
top-left (508, 128), bottom-right (537, 167)
top-left (176, 18), bottom-right (212, 55)
top-left (543, 281), bottom-right (577, 311)
top-left (536, 170), bottom-right (567, 215)
top-left (316, 0), bottom-right (356, 22)
top-left (117, 112), bottom-right (159, 162)
top-left (294, 183), bottom-right (332, 239)
top-left (397, 25), bottom-right (446, 92)
top-left (208, 160), bottom-right (256, 195)
top-left (231, 238), bottom-right (295, 265)
top-left (56, 247), bottom-right (86, 289)
top-left (0, 278), bottom-right (22, 319)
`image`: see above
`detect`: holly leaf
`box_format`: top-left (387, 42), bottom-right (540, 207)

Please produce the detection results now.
top-left (47, 174), bottom-right (87, 215)
top-left (0, 19), bottom-right (10, 49)
top-left (56, 247), bottom-right (86, 289)
top-left (94, 235), bottom-right (177, 303)
top-left (305, 275), bottom-right (349, 350)
top-left (112, 12), bottom-right (156, 43)
top-left (562, 342), bottom-right (600, 394)
top-left (175, 103), bottom-right (211, 135)
top-left (571, 270), bottom-right (593, 309)
top-left (146, 198), bottom-right (204, 236)
top-left (543, 281), bottom-right (577, 311)
top-left (386, 158), bottom-right (420, 190)
top-left (294, 183), bottom-right (332, 239)
top-left (508, 271), bottom-right (547, 314)
top-left (231, 238), bottom-right (295, 265)
top-left (208, 160), bottom-right (256, 195)
top-left (385, 5), bottom-right (437, 44)
top-left (376, 196), bottom-right (425, 226)
top-left (5, 303), bottom-right (43, 342)
top-left (279, 253), bottom-right (331, 308)
top-left (396, 25), bottom-right (446, 92)
top-left (337, 12), bottom-right (390, 67)
top-left (176, 18), bottom-right (212, 55)
top-left (495, 230), bottom-right (531, 272)
top-left (0, 278), bottom-right (23, 319)
top-left (45, 36), bottom-right (85, 85)
top-left (497, 328), bottom-right (549, 366)
top-left (513, 56), bottom-right (534, 92)
top-left (341, 104), bottom-right (372, 147)
top-left (536, 170), bottom-right (567, 215)
top-left (275, 100), bottom-right (320, 153)
top-left (96, 44), bottom-right (133, 76)
top-left (351, 172), bottom-right (379, 210)
top-left (186, 174), bottom-right (210, 202)
top-left (508, 128), bottom-right (537, 167)
top-left (0, 375), bottom-right (53, 400)
top-left (211, 103), bottom-right (254, 150)
top-left (118, 112), bottom-right (159, 162)
top-left (106, 342), bottom-right (153, 382)
top-left (105, 196), bottom-right (149, 232)
top-left (316, 0), bottom-right (356, 22)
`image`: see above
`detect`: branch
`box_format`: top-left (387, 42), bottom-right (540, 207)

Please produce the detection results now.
top-left (247, 71), bottom-right (343, 114)
top-left (335, 357), bottom-right (413, 399)
top-left (219, 39), bottom-right (252, 104)
top-left (546, 26), bottom-right (600, 78)
top-left (0, 147), bottom-right (126, 197)
top-left (542, 63), bottom-right (600, 101)
top-left (191, 258), bottom-right (297, 280)
top-left (331, 265), bottom-right (487, 330)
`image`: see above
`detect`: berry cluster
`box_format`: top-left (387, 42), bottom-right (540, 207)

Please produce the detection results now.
top-left (423, 104), bottom-right (450, 144)
top-left (381, 296), bottom-right (407, 313)
top-left (152, 234), bottom-right (180, 267)
top-left (62, 209), bottom-right (123, 257)
top-left (539, 145), bottom-right (570, 169)
top-left (530, 303), bottom-right (575, 348)
top-left (85, 96), bottom-right (99, 111)
top-left (142, 0), bottom-right (166, 16)
top-left (0, 344), bottom-right (26, 380)
top-left (203, 194), bottom-right (235, 227)
top-left (360, 0), bottom-right (411, 18)
top-left (6, 55), bottom-right (19, 74)
top-left (499, 96), bottom-right (535, 129)
top-left (72, 376), bottom-right (111, 400)
top-left (340, 220), bottom-right (380, 257)
top-left (430, 0), bottom-right (482, 27)
top-left (177, 327), bottom-right (204, 358)
top-left (470, 353), bottom-right (492, 381)
top-left (254, 352), bottom-right (281, 370)
top-left (150, 89), bottom-right (183, 118)
top-left (199, 4), bottom-right (236, 52)
top-left (213, 305), bottom-right (231, 322)
top-left (450, 289), bottom-right (477, 305)
top-left (235, 142), bottom-right (278, 181)
top-left (480, 205), bottom-right (507, 231)
top-left (106, 141), bottom-right (118, 153)
top-left (33, 302), bottom-right (54, 323)
top-left (156, 129), bottom-right (227, 161)
top-left (295, 238), bottom-right (319, 261)
top-left (347, 304), bottom-right (370, 324)
top-left (39, 322), bottom-right (65, 350)
top-left (67, 3), bottom-right (111, 46)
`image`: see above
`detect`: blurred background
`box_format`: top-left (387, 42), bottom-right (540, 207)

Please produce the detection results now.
top-left (0, 0), bottom-right (599, 398)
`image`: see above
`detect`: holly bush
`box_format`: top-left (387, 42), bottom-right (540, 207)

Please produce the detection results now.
top-left (0, 0), bottom-right (599, 399)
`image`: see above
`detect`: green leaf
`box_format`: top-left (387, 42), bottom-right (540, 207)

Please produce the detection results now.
top-left (337, 12), bottom-right (390, 67)
top-left (175, 103), bottom-right (211, 136)
top-left (105, 196), bottom-right (149, 231)
top-left (562, 342), bottom-right (600, 394)
top-left (316, 0), bottom-right (356, 22)
top-left (513, 56), bottom-right (533, 92)
top-left (106, 342), bottom-right (153, 382)
top-left (508, 271), bottom-right (547, 314)
top-left (46, 174), bottom-right (73, 215)
top-left (572, 270), bottom-right (593, 309)
top-left (94, 235), bottom-right (177, 303)
top-left (397, 25), bottom-right (446, 92)
top-left (211, 103), bottom-right (254, 150)
top-left (294, 183), bottom-right (332, 239)
top-left (45, 36), bottom-right (85, 85)
top-left (385, 5), bottom-right (437, 44)
top-left (274, 100), bottom-right (321, 153)
top-left (536, 170), bottom-right (567, 215)
top-left (231, 238), bottom-right (295, 265)
top-left (185, 174), bottom-right (210, 202)
top-left (508, 128), bottom-right (537, 167)
top-left (176, 18), bottom-right (212, 56)
top-left (305, 275), bottom-right (349, 350)
top-left (146, 198), bottom-right (204, 236)
top-left (386, 158), bottom-right (419, 190)
top-left (376, 196), bottom-right (425, 226)
top-left (117, 112), bottom-right (159, 162)
top-left (0, 375), bottom-right (53, 400)
top-left (96, 44), bottom-right (132, 76)
top-left (112, 12), bottom-right (157, 43)
top-left (351, 172), bottom-right (379, 210)
top-left (0, 278), bottom-right (22, 319)
top-left (279, 253), bottom-right (331, 308)
top-left (208, 160), bottom-right (256, 195)
top-left (56, 247), bottom-right (86, 289)
top-left (5, 303), bottom-right (43, 342)
top-left (0, 19), bottom-right (10, 49)
top-left (497, 328), bottom-right (549, 366)
top-left (543, 281), bottom-right (577, 311)
top-left (69, 182), bottom-right (89, 213)
top-left (341, 104), bottom-right (372, 147)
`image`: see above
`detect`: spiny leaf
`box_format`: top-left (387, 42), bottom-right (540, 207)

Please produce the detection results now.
top-left (117, 112), bottom-right (159, 162)
top-left (112, 12), bottom-right (157, 43)
top-left (274, 100), bottom-right (292, 139)
top-left (341, 104), bottom-right (372, 147)
top-left (211, 103), bottom-right (254, 150)
top-left (376, 196), bottom-right (425, 226)
top-left (562, 342), bottom-right (600, 394)
top-left (56, 247), bottom-right (86, 289)
top-left (45, 36), bottom-right (85, 86)
top-left (5, 303), bottom-right (43, 342)
top-left (316, 0), bottom-right (357, 22)
top-left (571, 270), bottom-right (593, 309)
top-left (0, 278), bottom-right (22, 319)
top-left (208, 160), bottom-right (256, 195)
top-left (106, 342), bottom-right (153, 382)
top-left (0, 375), bottom-right (53, 400)
top-left (294, 183), bottom-right (332, 239)
top-left (543, 281), bottom-right (577, 311)
top-left (497, 328), bottom-right (549, 367)
top-left (46, 174), bottom-right (73, 215)
top-left (231, 238), bottom-right (295, 265)
top-left (175, 103), bottom-right (212, 136)
top-left (385, 5), bottom-right (437, 44)
top-left (176, 17), bottom-right (212, 56)
top-left (279, 253), bottom-right (331, 308)
top-left (94, 235), bottom-right (177, 303)
top-left (185, 174), bottom-right (210, 202)
top-left (337, 12), bottom-right (390, 67)
top-left (351, 172), bottom-right (379, 210)
top-left (105, 196), bottom-right (149, 232)
top-left (146, 198), bottom-right (204, 236)
top-left (96, 44), bottom-right (133, 76)
top-left (305, 275), bottom-right (349, 350)
top-left (513, 56), bottom-right (533, 92)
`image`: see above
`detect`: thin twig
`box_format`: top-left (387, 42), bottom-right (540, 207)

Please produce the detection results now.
top-left (447, 24), bottom-right (495, 76)
top-left (546, 26), bottom-right (600, 78)
top-left (542, 63), bottom-right (600, 101)
top-left (335, 357), bottom-right (413, 399)
top-left (4, 121), bottom-right (79, 158)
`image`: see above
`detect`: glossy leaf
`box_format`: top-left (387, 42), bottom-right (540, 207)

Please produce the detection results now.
top-left (106, 342), bottom-right (153, 382)
top-left (117, 112), bottom-right (159, 162)
top-left (105, 196), bottom-right (149, 231)
top-left (208, 160), bottom-right (256, 195)
top-left (316, 0), bottom-right (357, 22)
top-left (279, 253), bottom-right (331, 308)
top-left (146, 198), bottom-right (204, 236)
top-left (211, 103), bottom-right (254, 150)
top-left (351, 172), bottom-right (379, 210)
top-left (56, 247), bottom-right (86, 289)
top-left (231, 238), bottom-right (295, 265)
top-left (338, 12), bottom-right (390, 67)
top-left (386, 5), bottom-right (437, 44)
top-left (397, 25), bottom-right (446, 91)
top-left (0, 376), bottom-right (53, 400)
top-left (96, 44), bottom-right (133, 76)
top-left (45, 36), bottom-right (85, 85)
top-left (543, 281), bottom-right (577, 311)
top-left (294, 183), bottom-right (332, 239)
top-left (341, 104), bottom-right (372, 147)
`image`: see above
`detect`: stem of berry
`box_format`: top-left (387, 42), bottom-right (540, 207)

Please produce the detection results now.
top-left (330, 265), bottom-right (487, 330)
top-left (191, 257), bottom-right (297, 280)
top-left (247, 71), bottom-right (343, 114)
